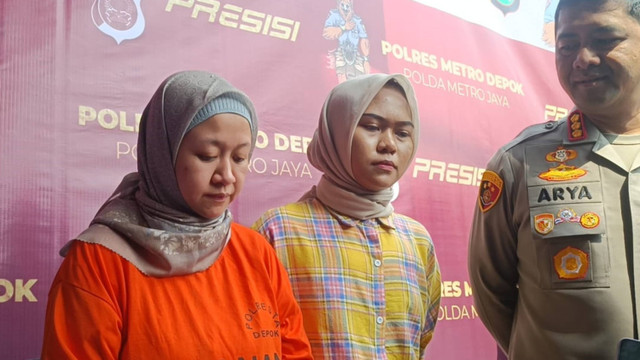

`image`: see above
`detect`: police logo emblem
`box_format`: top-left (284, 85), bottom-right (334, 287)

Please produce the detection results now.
top-left (478, 170), bottom-right (503, 213)
top-left (555, 208), bottom-right (580, 225)
top-left (553, 246), bottom-right (589, 280)
top-left (491, 0), bottom-right (520, 15)
top-left (91, 0), bottom-right (145, 44)
top-left (538, 146), bottom-right (587, 181)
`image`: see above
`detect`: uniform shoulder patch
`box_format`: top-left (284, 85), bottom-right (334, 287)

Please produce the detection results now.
top-left (478, 170), bottom-right (503, 213)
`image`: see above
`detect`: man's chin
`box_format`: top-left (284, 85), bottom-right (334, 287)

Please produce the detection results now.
top-left (571, 92), bottom-right (614, 112)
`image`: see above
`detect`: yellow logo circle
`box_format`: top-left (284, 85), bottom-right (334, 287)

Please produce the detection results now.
top-left (580, 212), bottom-right (600, 229)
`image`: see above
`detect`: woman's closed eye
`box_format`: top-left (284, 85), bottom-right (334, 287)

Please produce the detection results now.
top-left (197, 154), bottom-right (218, 162)
top-left (233, 155), bottom-right (248, 164)
top-left (361, 123), bottom-right (380, 132)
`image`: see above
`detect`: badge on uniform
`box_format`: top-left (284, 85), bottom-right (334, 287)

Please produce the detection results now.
top-left (553, 246), bottom-right (589, 280)
top-left (567, 110), bottom-right (587, 141)
top-left (555, 208), bottom-right (580, 224)
top-left (538, 146), bottom-right (587, 181)
top-left (478, 170), bottom-right (503, 212)
top-left (580, 212), bottom-right (600, 229)
top-left (534, 213), bottom-right (554, 235)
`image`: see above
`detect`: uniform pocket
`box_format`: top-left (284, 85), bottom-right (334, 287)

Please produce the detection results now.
top-left (531, 232), bottom-right (610, 289)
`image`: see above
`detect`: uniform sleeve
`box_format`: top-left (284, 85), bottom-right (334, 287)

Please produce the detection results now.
top-left (264, 242), bottom-right (313, 360)
top-left (421, 240), bottom-right (441, 355)
top-left (41, 242), bottom-right (123, 360)
top-left (468, 150), bottom-right (519, 353)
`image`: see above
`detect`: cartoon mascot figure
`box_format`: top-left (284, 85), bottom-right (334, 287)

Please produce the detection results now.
top-left (323, 0), bottom-right (370, 83)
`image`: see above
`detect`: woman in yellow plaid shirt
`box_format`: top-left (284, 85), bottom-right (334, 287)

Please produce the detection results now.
top-left (253, 73), bottom-right (441, 359)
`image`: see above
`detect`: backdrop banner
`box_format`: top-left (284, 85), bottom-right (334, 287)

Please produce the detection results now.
top-left (0, 1), bottom-right (571, 358)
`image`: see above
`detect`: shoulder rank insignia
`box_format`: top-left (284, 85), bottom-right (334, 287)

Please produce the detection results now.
top-left (538, 146), bottom-right (587, 181)
top-left (568, 110), bottom-right (587, 141)
top-left (554, 246), bottom-right (589, 280)
top-left (478, 170), bottom-right (503, 212)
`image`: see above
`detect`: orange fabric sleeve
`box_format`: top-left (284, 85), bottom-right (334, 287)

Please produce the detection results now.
top-left (41, 242), bottom-right (125, 359)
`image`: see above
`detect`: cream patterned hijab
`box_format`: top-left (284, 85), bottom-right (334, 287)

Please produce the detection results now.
top-left (62, 71), bottom-right (258, 277)
top-left (303, 73), bottom-right (420, 220)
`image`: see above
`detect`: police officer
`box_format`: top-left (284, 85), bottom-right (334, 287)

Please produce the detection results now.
top-left (468, 0), bottom-right (640, 359)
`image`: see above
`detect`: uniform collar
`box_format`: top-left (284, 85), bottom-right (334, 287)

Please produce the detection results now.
top-left (562, 109), bottom-right (601, 145)
top-left (562, 109), bottom-right (633, 171)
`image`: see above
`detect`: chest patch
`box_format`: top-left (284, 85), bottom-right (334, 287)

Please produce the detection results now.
top-left (525, 143), bottom-right (605, 239)
top-left (553, 246), bottom-right (590, 280)
top-left (538, 146), bottom-right (587, 181)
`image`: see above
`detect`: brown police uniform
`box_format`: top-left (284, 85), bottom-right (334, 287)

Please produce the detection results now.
top-left (469, 111), bottom-right (640, 360)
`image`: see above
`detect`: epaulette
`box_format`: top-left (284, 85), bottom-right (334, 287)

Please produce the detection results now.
top-left (566, 110), bottom-right (587, 141)
top-left (501, 120), bottom-right (561, 152)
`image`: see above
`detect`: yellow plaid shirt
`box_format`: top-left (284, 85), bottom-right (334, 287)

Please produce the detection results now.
top-left (253, 198), bottom-right (441, 359)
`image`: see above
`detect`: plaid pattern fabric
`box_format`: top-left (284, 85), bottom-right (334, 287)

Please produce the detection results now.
top-left (253, 198), bottom-right (441, 359)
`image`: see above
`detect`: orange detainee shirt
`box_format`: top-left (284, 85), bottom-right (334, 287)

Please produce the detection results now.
top-left (41, 223), bottom-right (313, 360)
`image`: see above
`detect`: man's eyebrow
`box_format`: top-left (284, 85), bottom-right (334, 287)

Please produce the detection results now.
top-left (557, 25), bottom-right (624, 40)
top-left (593, 25), bottom-right (625, 34)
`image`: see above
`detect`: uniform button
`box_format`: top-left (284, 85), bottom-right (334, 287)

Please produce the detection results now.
top-left (376, 316), bottom-right (384, 324)
top-left (374, 259), bottom-right (382, 267)
top-left (544, 121), bottom-right (555, 129)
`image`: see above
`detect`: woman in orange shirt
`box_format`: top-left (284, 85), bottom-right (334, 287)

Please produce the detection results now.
top-left (41, 71), bottom-right (313, 360)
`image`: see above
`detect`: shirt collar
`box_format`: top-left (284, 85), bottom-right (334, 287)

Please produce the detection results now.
top-left (326, 205), bottom-right (396, 229)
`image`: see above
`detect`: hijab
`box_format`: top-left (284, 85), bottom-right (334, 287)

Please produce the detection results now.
top-left (63, 71), bottom-right (258, 277)
top-left (303, 73), bottom-right (420, 220)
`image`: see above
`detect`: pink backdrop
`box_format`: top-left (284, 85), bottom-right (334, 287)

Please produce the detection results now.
top-left (0, 1), bottom-right (572, 358)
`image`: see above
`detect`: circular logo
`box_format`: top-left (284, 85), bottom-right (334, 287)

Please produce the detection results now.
top-left (580, 212), bottom-right (600, 229)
